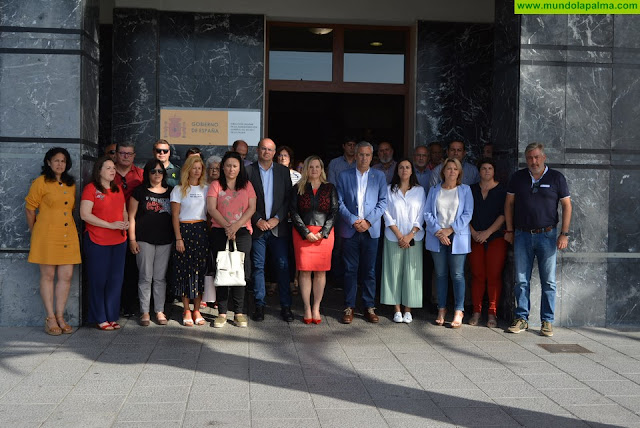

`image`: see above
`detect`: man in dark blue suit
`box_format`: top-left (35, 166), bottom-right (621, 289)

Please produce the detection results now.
top-left (337, 141), bottom-right (388, 324)
top-left (247, 138), bottom-right (294, 322)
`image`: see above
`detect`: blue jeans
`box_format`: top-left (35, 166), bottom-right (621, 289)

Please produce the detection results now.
top-left (430, 243), bottom-right (467, 312)
top-left (513, 228), bottom-right (557, 322)
top-left (343, 232), bottom-right (379, 309)
top-left (251, 230), bottom-right (291, 308)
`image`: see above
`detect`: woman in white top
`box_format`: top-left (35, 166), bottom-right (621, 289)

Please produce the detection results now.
top-left (380, 159), bottom-right (426, 324)
top-left (424, 157), bottom-right (473, 328)
top-left (170, 156), bottom-right (209, 327)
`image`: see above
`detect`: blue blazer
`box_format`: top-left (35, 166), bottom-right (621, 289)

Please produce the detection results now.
top-left (424, 183), bottom-right (473, 254)
top-left (336, 168), bottom-right (388, 239)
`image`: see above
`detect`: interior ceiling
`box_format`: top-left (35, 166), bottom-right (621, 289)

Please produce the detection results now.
top-left (103, 0), bottom-right (495, 24)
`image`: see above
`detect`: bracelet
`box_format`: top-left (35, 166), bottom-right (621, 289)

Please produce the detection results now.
top-left (176, 238), bottom-right (183, 241)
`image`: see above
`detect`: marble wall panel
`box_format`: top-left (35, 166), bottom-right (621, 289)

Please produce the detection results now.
top-left (98, 25), bottom-right (112, 147)
top-left (565, 66), bottom-right (611, 150)
top-left (111, 74), bottom-right (157, 147)
top-left (562, 168), bottom-right (609, 253)
top-left (568, 15), bottom-right (613, 47)
top-left (229, 77), bottom-right (263, 110)
top-left (520, 47), bottom-right (566, 62)
top-left (0, 32), bottom-right (80, 50)
top-left (193, 75), bottom-right (230, 108)
top-left (82, 0), bottom-right (99, 42)
top-left (0, 0), bottom-right (83, 28)
top-left (416, 22), bottom-right (493, 156)
top-left (158, 12), bottom-right (195, 76)
top-left (81, 59), bottom-right (99, 145)
top-left (194, 14), bottom-right (232, 77)
top-left (228, 14), bottom-right (264, 78)
top-left (112, 9), bottom-right (158, 81)
top-left (0, 54), bottom-right (80, 139)
top-left (613, 15), bottom-right (640, 64)
top-left (158, 74), bottom-right (195, 107)
top-left (611, 67), bottom-right (640, 149)
top-left (607, 259), bottom-right (640, 325)
top-left (608, 169), bottom-right (640, 254)
top-left (521, 15), bottom-right (567, 46)
top-left (518, 64), bottom-right (566, 154)
top-left (560, 258), bottom-right (607, 326)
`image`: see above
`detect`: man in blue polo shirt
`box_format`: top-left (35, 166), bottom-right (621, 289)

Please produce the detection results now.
top-left (504, 143), bottom-right (572, 337)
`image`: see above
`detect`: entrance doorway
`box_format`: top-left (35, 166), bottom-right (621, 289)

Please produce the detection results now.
top-left (268, 91), bottom-right (405, 165)
top-left (266, 22), bottom-right (412, 166)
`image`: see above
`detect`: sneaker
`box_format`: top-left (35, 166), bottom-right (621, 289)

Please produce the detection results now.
top-left (234, 314), bottom-right (248, 328)
top-left (402, 312), bottom-right (413, 324)
top-left (507, 318), bottom-right (528, 334)
top-left (393, 312), bottom-right (403, 323)
top-left (213, 316), bottom-right (227, 328)
top-left (540, 321), bottom-right (553, 337)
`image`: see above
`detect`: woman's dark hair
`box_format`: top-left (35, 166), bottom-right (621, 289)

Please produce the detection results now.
top-left (185, 146), bottom-right (202, 158)
top-left (142, 159), bottom-right (168, 189)
top-left (276, 145), bottom-right (295, 169)
top-left (92, 156), bottom-right (119, 193)
top-left (390, 158), bottom-right (418, 193)
top-left (476, 156), bottom-right (497, 171)
top-left (41, 147), bottom-right (75, 186)
top-left (219, 151), bottom-right (248, 191)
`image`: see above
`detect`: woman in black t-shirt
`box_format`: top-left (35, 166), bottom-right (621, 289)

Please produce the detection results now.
top-left (468, 158), bottom-right (507, 328)
top-left (128, 160), bottom-right (174, 326)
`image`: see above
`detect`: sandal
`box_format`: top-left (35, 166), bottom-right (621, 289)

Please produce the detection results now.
top-left (45, 317), bottom-right (62, 336)
top-left (156, 312), bottom-right (168, 325)
top-left (487, 314), bottom-right (498, 328)
top-left (97, 322), bottom-right (114, 331)
top-left (183, 311), bottom-right (194, 327)
top-left (435, 309), bottom-right (446, 326)
top-left (451, 310), bottom-right (464, 329)
top-left (55, 315), bottom-right (73, 334)
top-left (110, 322), bottom-right (121, 330)
top-left (468, 312), bottom-right (481, 326)
top-left (193, 311), bottom-right (205, 326)
top-left (140, 313), bottom-right (150, 327)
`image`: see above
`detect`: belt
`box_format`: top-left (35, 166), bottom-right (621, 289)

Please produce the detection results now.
top-left (518, 226), bottom-right (553, 234)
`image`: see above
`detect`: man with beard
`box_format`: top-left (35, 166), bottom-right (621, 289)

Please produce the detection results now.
top-left (372, 141), bottom-right (397, 184)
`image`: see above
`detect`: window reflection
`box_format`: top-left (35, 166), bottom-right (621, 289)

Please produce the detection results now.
top-left (269, 27), bottom-right (333, 81)
top-left (343, 29), bottom-right (405, 84)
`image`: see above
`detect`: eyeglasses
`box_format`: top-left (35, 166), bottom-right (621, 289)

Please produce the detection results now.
top-left (531, 182), bottom-right (541, 194)
top-left (118, 151), bottom-right (135, 157)
top-left (155, 148), bottom-right (169, 154)
top-left (150, 169), bottom-right (164, 175)
top-left (278, 153), bottom-right (290, 158)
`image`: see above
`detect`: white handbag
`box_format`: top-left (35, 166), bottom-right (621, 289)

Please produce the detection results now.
top-left (202, 275), bottom-right (217, 302)
top-left (214, 239), bottom-right (246, 286)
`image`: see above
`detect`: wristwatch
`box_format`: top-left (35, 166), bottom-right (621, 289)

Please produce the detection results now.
top-left (560, 231), bottom-right (570, 237)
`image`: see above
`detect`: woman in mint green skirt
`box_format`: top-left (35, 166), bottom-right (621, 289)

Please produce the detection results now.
top-left (380, 159), bottom-right (427, 324)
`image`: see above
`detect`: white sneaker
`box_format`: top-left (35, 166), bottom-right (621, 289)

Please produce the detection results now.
top-left (402, 312), bottom-right (413, 324)
top-left (393, 312), bottom-right (403, 323)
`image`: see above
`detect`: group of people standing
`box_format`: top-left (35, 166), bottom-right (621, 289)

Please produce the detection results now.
top-left (25, 136), bottom-right (571, 338)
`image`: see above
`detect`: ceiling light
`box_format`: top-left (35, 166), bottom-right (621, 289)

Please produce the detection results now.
top-left (309, 27), bottom-right (333, 35)
top-left (370, 41), bottom-right (383, 47)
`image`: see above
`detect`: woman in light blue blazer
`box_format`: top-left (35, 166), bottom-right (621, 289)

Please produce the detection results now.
top-left (424, 158), bottom-right (473, 328)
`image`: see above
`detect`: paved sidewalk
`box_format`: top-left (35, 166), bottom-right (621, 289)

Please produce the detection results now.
top-left (1, 291), bottom-right (640, 427)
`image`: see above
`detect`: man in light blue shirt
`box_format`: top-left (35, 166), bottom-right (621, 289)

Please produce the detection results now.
top-left (428, 140), bottom-right (479, 189)
top-left (328, 137), bottom-right (357, 185)
top-left (413, 145), bottom-right (431, 189)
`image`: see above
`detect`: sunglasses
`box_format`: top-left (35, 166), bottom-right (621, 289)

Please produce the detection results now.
top-left (155, 148), bottom-right (169, 154)
top-left (108, 150), bottom-right (116, 155)
top-left (531, 182), bottom-right (541, 194)
top-left (150, 169), bottom-right (164, 175)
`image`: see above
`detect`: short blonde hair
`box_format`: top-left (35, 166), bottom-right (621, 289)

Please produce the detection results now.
top-left (439, 157), bottom-right (463, 186)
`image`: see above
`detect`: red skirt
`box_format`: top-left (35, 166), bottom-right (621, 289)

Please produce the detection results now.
top-left (293, 225), bottom-right (334, 271)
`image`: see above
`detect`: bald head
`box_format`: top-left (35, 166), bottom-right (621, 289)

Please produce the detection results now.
top-left (258, 138), bottom-right (276, 165)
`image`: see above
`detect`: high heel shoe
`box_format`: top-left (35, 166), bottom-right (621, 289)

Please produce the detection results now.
top-left (435, 309), bottom-right (446, 326)
top-left (55, 315), bottom-right (73, 334)
top-left (451, 310), bottom-right (464, 329)
top-left (303, 318), bottom-right (313, 324)
top-left (45, 317), bottom-right (62, 336)
top-left (313, 319), bottom-right (322, 325)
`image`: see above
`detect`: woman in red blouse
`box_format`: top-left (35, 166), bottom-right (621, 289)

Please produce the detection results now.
top-left (80, 156), bottom-right (129, 330)
top-left (289, 156), bottom-right (339, 324)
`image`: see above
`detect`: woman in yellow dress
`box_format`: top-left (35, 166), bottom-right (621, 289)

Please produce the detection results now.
top-left (25, 148), bottom-right (81, 335)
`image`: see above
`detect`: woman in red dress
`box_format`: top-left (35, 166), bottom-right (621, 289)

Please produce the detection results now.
top-left (289, 156), bottom-right (339, 324)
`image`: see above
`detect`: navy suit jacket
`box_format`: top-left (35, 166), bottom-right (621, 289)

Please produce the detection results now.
top-left (336, 168), bottom-right (387, 239)
top-left (246, 161), bottom-right (292, 239)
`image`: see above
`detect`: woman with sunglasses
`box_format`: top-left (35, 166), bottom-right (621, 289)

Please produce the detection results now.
top-left (128, 160), bottom-right (174, 326)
